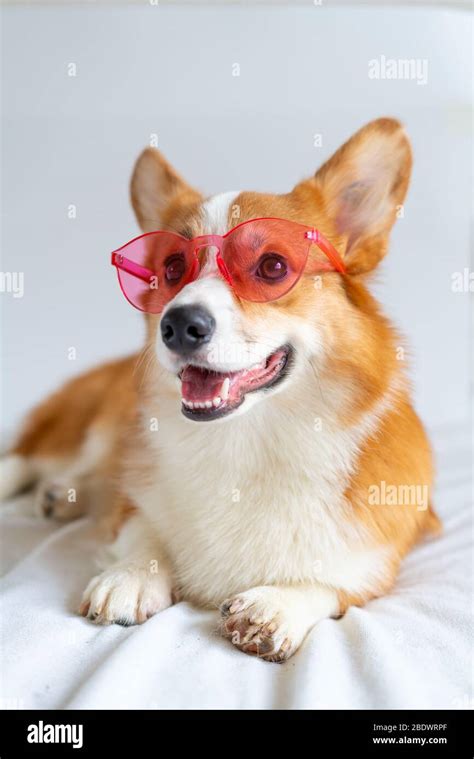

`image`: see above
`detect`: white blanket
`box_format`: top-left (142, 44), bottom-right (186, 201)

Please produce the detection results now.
top-left (0, 423), bottom-right (471, 710)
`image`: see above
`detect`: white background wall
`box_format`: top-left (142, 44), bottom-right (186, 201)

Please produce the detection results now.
top-left (1, 4), bottom-right (472, 436)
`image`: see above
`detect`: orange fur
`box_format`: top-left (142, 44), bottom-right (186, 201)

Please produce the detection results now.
top-left (12, 355), bottom-right (137, 459)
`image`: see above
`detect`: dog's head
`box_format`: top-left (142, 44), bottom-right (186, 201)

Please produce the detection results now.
top-left (129, 118), bottom-right (411, 423)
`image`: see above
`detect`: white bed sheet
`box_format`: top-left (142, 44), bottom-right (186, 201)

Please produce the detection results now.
top-left (0, 423), bottom-right (472, 710)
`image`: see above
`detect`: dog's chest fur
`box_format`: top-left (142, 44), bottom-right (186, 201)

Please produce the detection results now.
top-left (130, 389), bottom-right (390, 606)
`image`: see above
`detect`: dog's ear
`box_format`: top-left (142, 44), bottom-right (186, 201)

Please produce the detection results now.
top-left (313, 118), bottom-right (412, 274)
top-left (131, 148), bottom-right (202, 232)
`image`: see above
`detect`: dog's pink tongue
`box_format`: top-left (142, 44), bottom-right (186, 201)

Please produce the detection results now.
top-left (181, 366), bottom-right (233, 403)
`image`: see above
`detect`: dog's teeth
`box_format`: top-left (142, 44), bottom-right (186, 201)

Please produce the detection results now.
top-left (184, 393), bottom-right (225, 410)
top-left (221, 377), bottom-right (230, 401)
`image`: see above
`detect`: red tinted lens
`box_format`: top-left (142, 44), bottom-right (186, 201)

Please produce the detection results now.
top-left (114, 232), bottom-right (196, 313)
top-left (220, 219), bottom-right (312, 302)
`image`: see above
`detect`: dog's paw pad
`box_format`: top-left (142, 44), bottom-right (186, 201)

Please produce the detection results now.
top-left (220, 589), bottom-right (298, 662)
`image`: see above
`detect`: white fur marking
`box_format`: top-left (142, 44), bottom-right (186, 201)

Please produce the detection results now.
top-left (81, 514), bottom-right (173, 625)
top-left (0, 455), bottom-right (34, 500)
top-left (200, 191), bottom-right (240, 236)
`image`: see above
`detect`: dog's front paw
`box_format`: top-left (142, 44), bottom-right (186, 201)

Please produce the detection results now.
top-left (79, 561), bottom-right (172, 626)
top-left (220, 587), bottom-right (303, 662)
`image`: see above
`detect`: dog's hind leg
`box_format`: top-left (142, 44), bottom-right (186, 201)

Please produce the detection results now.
top-left (1, 355), bottom-right (137, 520)
top-left (32, 426), bottom-right (113, 521)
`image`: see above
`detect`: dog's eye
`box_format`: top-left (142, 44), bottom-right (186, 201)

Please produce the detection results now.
top-left (164, 254), bottom-right (186, 283)
top-left (255, 254), bottom-right (288, 282)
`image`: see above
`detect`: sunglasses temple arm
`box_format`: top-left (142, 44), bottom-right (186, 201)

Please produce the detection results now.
top-left (111, 252), bottom-right (155, 284)
top-left (306, 230), bottom-right (346, 274)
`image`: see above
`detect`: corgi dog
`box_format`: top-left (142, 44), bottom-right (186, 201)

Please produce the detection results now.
top-left (1, 118), bottom-right (440, 662)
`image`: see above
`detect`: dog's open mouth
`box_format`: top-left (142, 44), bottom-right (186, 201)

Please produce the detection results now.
top-left (179, 345), bottom-right (292, 421)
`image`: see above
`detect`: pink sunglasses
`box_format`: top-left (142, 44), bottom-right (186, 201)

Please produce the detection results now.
top-left (111, 217), bottom-right (346, 314)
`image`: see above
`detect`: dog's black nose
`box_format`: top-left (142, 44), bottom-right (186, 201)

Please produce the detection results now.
top-left (160, 305), bottom-right (216, 355)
